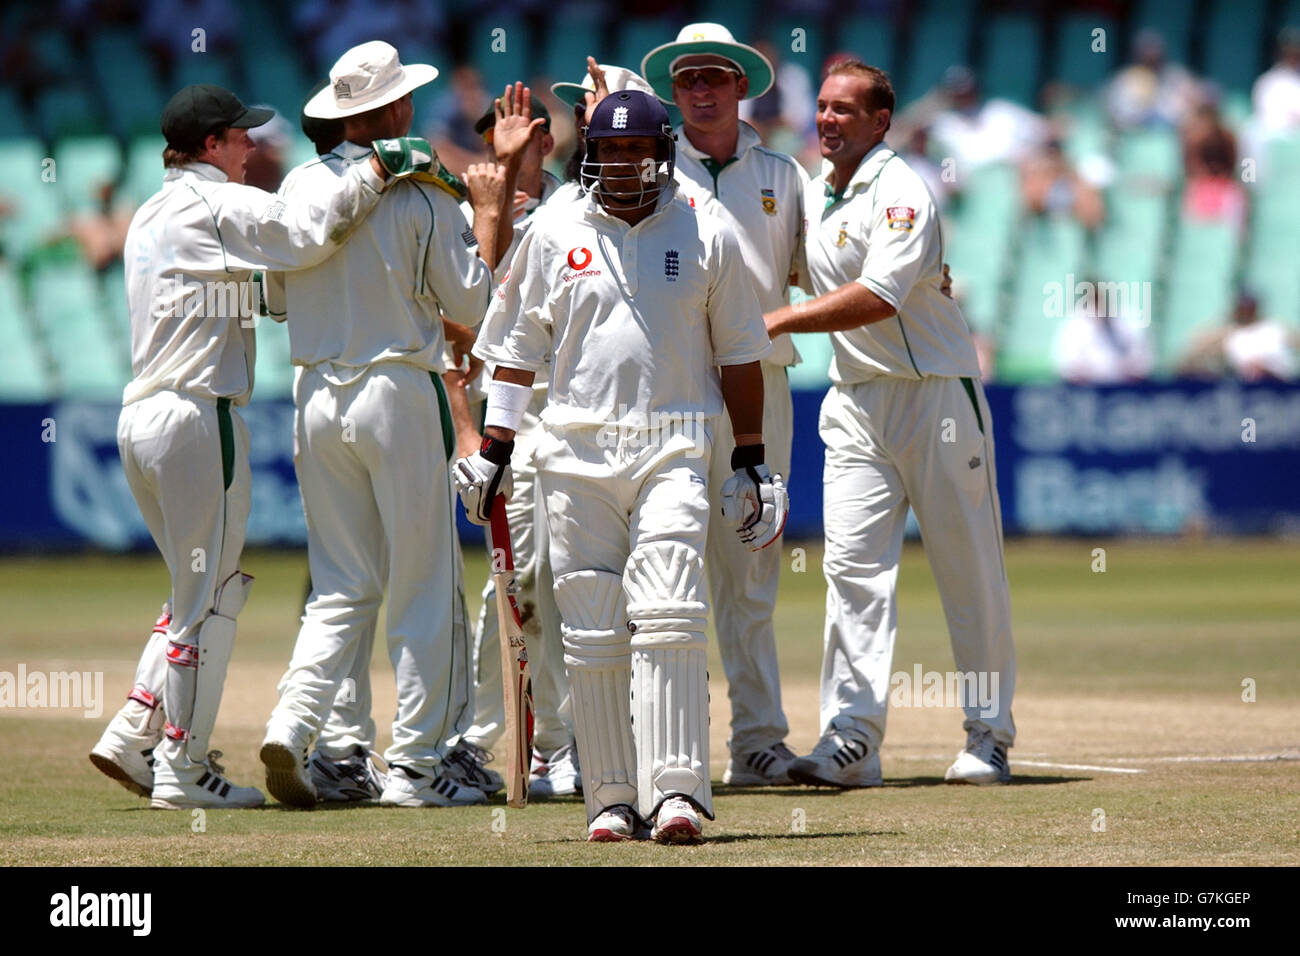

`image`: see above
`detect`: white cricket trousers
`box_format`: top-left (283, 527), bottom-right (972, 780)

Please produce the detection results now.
top-left (706, 360), bottom-right (793, 755)
top-left (818, 375), bottom-right (1016, 748)
top-left (270, 361), bottom-right (472, 775)
top-left (117, 390), bottom-right (250, 646)
top-left (465, 390), bottom-right (571, 754)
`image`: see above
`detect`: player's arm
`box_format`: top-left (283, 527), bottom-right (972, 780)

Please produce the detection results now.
top-left (765, 280), bottom-right (895, 336)
top-left (720, 361), bottom-right (764, 445)
top-left (443, 364), bottom-right (484, 460)
top-left (472, 82), bottom-right (545, 270)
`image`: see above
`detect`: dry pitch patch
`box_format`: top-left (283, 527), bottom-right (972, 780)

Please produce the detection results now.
top-left (1, 540), bottom-right (1297, 865)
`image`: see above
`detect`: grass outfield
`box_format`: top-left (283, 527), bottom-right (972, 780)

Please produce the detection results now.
top-left (1, 539), bottom-right (1297, 866)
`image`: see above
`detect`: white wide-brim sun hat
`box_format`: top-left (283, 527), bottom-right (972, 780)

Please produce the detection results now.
top-left (304, 40), bottom-right (438, 119)
top-left (641, 22), bottom-right (774, 104)
top-left (551, 63), bottom-right (655, 107)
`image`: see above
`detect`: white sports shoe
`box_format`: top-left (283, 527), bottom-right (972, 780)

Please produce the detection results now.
top-left (945, 728), bottom-right (1011, 785)
top-left (151, 750), bottom-right (265, 809)
top-left (260, 733), bottom-right (318, 808)
top-left (309, 747), bottom-right (387, 803)
top-left (587, 803), bottom-right (638, 842)
top-left (529, 741), bottom-right (582, 797)
top-left (380, 765), bottom-right (487, 807)
top-left (89, 719), bottom-right (158, 798)
top-left (441, 741), bottom-right (503, 794)
top-left (652, 795), bottom-right (704, 845)
top-left (788, 729), bottom-right (882, 788)
top-left (723, 741), bottom-right (796, 786)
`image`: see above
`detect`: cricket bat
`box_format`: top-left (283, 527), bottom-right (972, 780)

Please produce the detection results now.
top-left (487, 494), bottom-right (534, 808)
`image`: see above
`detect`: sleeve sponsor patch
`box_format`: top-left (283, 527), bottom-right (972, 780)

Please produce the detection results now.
top-left (462, 226), bottom-right (478, 247)
top-left (264, 200), bottom-right (286, 222)
top-left (886, 206), bottom-right (915, 231)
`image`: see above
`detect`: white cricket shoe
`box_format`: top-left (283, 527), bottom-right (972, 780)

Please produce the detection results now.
top-left (259, 732), bottom-right (318, 809)
top-left (441, 741), bottom-right (503, 794)
top-left (587, 803), bottom-right (639, 842)
top-left (652, 796), bottom-right (704, 845)
top-left (723, 741), bottom-right (797, 786)
top-left (788, 729), bottom-right (882, 788)
top-left (309, 747), bottom-right (387, 803)
top-left (89, 717), bottom-right (158, 798)
top-left (529, 741), bottom-right (582, 797)
top-left (945, 728), bottom-right (1011, 785)
top-left (151, 750), bottom-right (265, 809)
top-left (380, 765), bottom-right (487, 807)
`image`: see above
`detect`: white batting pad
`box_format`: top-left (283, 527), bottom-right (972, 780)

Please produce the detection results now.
top-left (554, 570), bottom-right (637, 822)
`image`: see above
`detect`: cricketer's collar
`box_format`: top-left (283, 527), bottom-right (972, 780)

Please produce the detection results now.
top-left (675, 119), bottom-right (762, 166)
top-left (821, 140), bottom-right (898, 207)
top-left (165, 162), bottom-right (229, 184)
top-left (333, 139), bottom-right (376, 163)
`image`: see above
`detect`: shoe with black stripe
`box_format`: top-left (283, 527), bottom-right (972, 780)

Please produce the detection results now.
top-left (788, 729), bottom-right (883, 789)
top-left (441, 740), bottom-right (504, 794)
top-left (944, 728), bottom-right (1011, 785)
top-left (309, 746), bottom-right (387, 803)
top-left (150, 749), bottom-right (266, 809)
top-left (723, 741), bottom-right (797, 786)
top-left (260, 734), bottom-right (319, 808)
top-left (380, 765), bottom-right (487, 807)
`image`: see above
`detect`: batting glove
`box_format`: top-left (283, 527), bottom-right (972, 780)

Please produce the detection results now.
top-left (455, 436), bottom-right (514, 525)
top-left (371, 136), bottom-right (437, 180)
top-left (720, 444), bottom-right (789, 551)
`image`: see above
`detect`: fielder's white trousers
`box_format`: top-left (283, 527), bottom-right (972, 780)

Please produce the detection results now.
top-left (117, 390), bottom-right (250, 646)
top-left (464, 390), bottom-right (571, 754)
top-left (270, 362), bottom-right (472, 774)
top-left (706, 360), bottom-right (793, 755)
top-left (819, 375), bottom-right (1016, 747)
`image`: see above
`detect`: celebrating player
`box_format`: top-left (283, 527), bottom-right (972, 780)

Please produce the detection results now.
top-left (460, 90), bottom-right (785, 843)
top-left (90, 83), bottom-right (407, 809)
top-left (641, 22), bottom-right (804, 785)
top-left (257, 41), bottom-right (534, 809)
top-left (764, 60), bottom-right (1018, 787)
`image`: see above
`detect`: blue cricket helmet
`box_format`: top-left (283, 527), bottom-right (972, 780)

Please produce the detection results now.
top-left (581, 90), bottom-right (677, 210)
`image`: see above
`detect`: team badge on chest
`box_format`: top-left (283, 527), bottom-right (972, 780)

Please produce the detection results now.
top-left (664, 249), bottom-right (679, 281)
top-left (834, 221), bottom-right (849, 247)
top-left (761, 188), bottom-right (777, 215)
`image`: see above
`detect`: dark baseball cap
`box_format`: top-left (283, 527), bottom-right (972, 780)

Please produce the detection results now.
top-left (161, 84), bottom-right (275, 152)
top-left (474, 97), bottom-right (550, 137)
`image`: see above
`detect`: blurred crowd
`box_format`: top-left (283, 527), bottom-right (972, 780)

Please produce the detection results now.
top-left (2, 1), bottom-right (1298, 386)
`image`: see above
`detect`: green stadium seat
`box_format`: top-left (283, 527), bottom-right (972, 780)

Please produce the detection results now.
top-left (999, 216), bottom-right (1089, 381)
top-left (1160, 221), bottom-right (1240, 366)
top-left (612, 19), bottom-right (678, 86)
top-left (696, 1), bottom-right (755, 41)
top-left (1203, 0), bottom-right (1268, 96)
top-left (99, 264), bottom-right (132, 350)
top-left (0, 86), bottom-right (29, 139)
top-left (1131, 0), bottom-right (1194, 66)
top-left (1264, 133), bottom-right (1300, 188)
top-left (252, 314), bottom-right (294, 399)
top-left (1115, 127), bottom-right (1182, 191)
top-left (35, 84), bottom-right (106, 140)
top-left (1093, 189), bottom-right (1167, 282)
top-left (1052, 13), bottom-right (1119, 90)
top-left (0, 138), bottom-right (63, 259)
top-left (171, 53), bottom-right (238, 96)
top-left (833, 16), bottom-right (897, 80)
top-left (123, 135), bottom-right (167, 207)
top-left (764, 18), bottom-right (825, 81)
top-left (244, 57), bottom-right (310, 119)
top-left (539, 20), bottom-right (604, 82)
top-left (895, 2), bottom-right (975, 107)
top-left (52, 136), bottom-right (124, 214)
top-left (1060, 99), bottom-right (1109, 165)
top-left (0, 265), bottom-right (51, 400)
top-left (1246, 186), bottom-right (1300, 326)
top-left (944, 164), bottom-right (1019, 330)
top-left (980, 14), bottom-right (1041, 108)
top-left (470, 16), bottom-right (531, 98)
top-left (91, 32), bottom-right (165, 138)
top-left (29, 260), bottom-right (129, 398)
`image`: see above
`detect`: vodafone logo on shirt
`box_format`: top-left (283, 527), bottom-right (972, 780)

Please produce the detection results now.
top-left (564, 246), bottom-right (600, 282)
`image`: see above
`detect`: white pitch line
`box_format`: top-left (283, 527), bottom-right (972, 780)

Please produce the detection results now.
top-left (1011, 760), bottom-right (1145, 774)
top-left (1108, 752), bottom-right (1300, 764)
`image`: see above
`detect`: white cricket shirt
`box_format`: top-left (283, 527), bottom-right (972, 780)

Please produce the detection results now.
top-left (804, 142), bottom-right (980, 383)
top-left (473, 182), bottom-right (772, 430)
top-left (277, 140), bottom-right (493, 374)
top-left (672, 121), bottom-right (805, 366)
top-left (122, 159), bottom-right (385, 405)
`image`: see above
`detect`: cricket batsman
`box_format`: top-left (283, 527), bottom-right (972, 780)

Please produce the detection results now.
top-left (458, 91), bottom-right (787, 843)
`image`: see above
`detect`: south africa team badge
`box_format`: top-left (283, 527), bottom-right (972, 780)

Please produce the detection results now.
top-left (760, 188), bottom-right (777, 215)
top-left (834, 221), bottom-right (849, 247)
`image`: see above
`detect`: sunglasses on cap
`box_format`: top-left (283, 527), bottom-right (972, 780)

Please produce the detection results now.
top-left (672, 66), bottom-right (740, 89)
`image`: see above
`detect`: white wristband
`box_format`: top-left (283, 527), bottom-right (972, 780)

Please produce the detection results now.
top-left (484, 379), bottom-right (533, 432)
